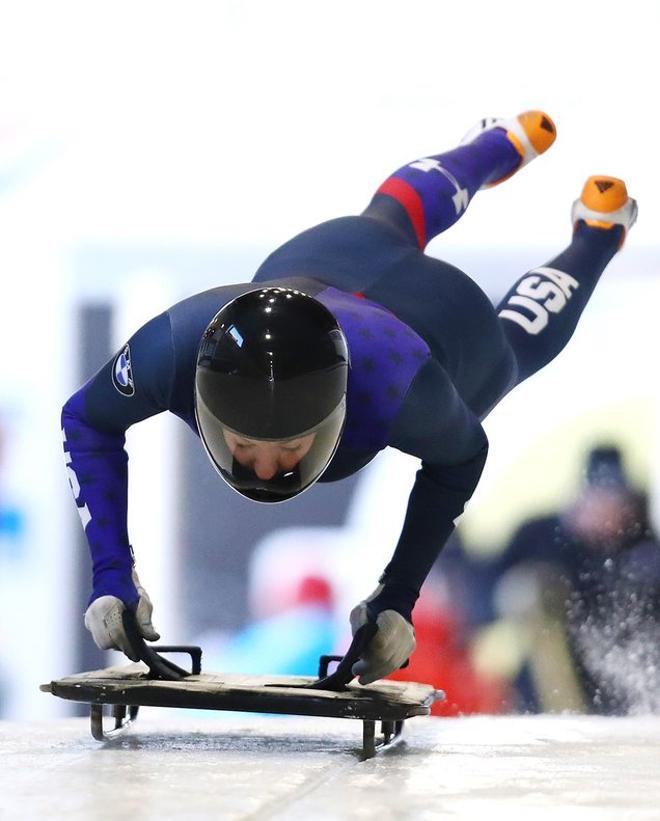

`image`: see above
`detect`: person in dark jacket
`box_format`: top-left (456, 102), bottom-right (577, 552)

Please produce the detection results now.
top-left (497, 445), bottom-right (660, 713)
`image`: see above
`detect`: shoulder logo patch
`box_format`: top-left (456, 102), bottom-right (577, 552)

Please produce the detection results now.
top-left (112, 344), bottom-right (135, 396)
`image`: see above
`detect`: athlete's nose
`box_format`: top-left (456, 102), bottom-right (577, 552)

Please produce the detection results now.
top-left (253, 455), bottom-right (279, 481)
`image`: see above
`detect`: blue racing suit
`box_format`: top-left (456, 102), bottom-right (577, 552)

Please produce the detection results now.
top-left (62, 127), bottom-right (623, 623)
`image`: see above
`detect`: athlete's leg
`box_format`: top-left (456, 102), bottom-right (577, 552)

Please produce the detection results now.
top-left (497, 176), bottom-right (637, 386)
top-left (363, 111), bottom-right (556, 249)
top-left (255, 111), bottom-right (555, 295)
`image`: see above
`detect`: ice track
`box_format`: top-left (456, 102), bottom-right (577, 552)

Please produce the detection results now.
top-left (1, 714), bottom-right (659, 820)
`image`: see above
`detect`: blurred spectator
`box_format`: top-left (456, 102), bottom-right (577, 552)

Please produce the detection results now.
top-left (207, 572), bottom-right (339, 678)
top-left (494, 445), bottom-right (660, 714)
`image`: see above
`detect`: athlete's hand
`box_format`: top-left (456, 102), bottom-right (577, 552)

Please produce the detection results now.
top-left (349, 584), bottom-right (416, 685)
top-left (84, 571), bottom-right (160, 661)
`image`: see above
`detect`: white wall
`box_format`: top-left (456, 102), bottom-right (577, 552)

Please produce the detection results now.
top-left (0, 0), bottom-right (657, 250)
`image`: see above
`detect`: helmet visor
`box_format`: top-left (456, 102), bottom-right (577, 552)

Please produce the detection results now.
top-left (195, 394), bottom-right (346, 503)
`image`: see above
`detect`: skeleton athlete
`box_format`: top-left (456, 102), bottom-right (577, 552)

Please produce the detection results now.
top-left (62, 111), bottom-right (637, 683)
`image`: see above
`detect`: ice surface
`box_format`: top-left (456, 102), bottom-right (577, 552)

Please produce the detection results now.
top-left (1, 714), bottom-right (659, 820)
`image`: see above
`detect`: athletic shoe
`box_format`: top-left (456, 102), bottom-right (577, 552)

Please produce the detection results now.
top-left (571, 176), bottom-right (637, 244)
top-left (461, 110), bottom-right (557, 187)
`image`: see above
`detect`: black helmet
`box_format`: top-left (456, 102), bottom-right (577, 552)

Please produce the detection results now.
top-left (195, 287), bottom-right (349, 502)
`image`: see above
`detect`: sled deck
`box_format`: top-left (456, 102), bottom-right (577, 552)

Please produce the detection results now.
top-left (41, 614), bottom-right (443, 759)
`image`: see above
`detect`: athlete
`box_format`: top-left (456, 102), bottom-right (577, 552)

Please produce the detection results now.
top-left (62, 111), bottom-right (638, 684)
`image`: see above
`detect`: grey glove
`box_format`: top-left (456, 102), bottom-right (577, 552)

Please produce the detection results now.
top-left (349, 586), bottom-right (416, 685)
top-left (84, 570), bottom-right (160, 661)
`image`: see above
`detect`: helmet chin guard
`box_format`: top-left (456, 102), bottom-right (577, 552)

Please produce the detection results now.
top-left (195, 287), bottom-right (349, 502)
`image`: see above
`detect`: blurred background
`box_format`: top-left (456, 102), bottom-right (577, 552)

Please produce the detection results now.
top-left (1, 0), bottom-right (658, 720)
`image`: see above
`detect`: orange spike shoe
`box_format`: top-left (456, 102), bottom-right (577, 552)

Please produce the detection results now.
top-left (571, 176), bottom-right (638, 245)
top-left (461, 110), bottom-right (557, 187)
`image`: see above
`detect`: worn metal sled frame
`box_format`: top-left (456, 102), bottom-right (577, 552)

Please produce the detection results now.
top-left (41, 665), bottom-right (440, 759)
top-left (89, 704), bottom-right (405, 759)
top-left (41, 613), bottom-right (443, 759)
top-left (89, 705), bottom-right (407, 759)
top-left (90, 703), bottom-right (140, 742)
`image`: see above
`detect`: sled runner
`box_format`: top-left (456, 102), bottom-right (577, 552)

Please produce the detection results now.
top-left (41, 613), bottom-right (443, 759)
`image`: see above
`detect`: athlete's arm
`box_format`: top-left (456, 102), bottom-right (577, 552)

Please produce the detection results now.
top-left (61, 311), bottom-right (174, 607)
top-left (372, 359), bottom-right (489, 620)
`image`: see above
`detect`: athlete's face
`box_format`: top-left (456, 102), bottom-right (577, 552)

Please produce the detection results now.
top-left (222, 430), bottom-right (316, 481)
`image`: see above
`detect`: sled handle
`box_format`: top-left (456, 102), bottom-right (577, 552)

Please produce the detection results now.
top-left (308, 621), bottom-right (379, 691)
top-left (122, 610), bottom-right (202, 680)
